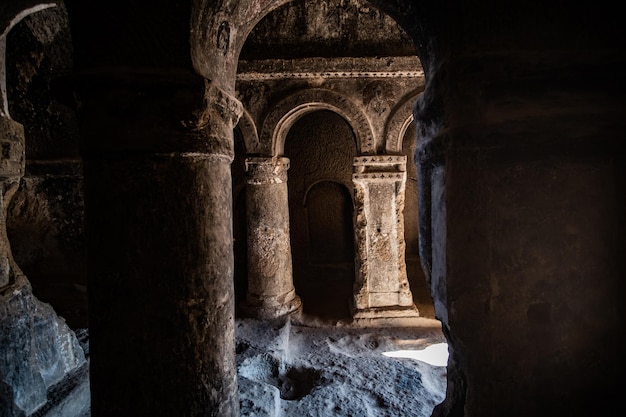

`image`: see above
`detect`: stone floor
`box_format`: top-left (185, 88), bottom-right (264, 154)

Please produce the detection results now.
top-left (236, 314), bottom-right (447, 417)
top-left (26, 271), bottom-right (442, 416)
top-left (31, 311), bottom-right (446, 417)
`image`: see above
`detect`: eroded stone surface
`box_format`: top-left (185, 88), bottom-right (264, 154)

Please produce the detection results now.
top-left (0, 276), bottom-right (85, 416)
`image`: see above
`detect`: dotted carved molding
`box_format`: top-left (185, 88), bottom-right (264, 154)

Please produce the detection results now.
top-left (237, 56), bottom-right (424, 81)
top-left (353, 155), bottom-right (406, 170)
top-left (352, 172), bottom-right (406, 181)
top-left (352, 155), bottom-right (407, 182)
top-left (260, 88), bottom-right (375, 156)
top-left (237, 70), bottom-right (424, 81)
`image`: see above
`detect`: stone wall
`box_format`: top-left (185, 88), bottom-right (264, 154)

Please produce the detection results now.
top-left (1, 5), bottom-right (88, 416)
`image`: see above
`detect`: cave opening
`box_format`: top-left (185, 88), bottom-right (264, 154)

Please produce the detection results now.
top-left (2, 0), bottom-right (447, 415)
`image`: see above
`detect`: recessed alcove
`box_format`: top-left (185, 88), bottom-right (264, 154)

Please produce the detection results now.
top-left (283, 110), bottom-right (356, 320)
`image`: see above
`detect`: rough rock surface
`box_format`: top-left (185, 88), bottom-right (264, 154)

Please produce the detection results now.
top-left (0, 277), bottom-right (87, 417)
top-left (236, 316), bottom-right (446, 417)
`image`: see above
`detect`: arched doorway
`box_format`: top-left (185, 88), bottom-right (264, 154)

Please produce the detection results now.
top-left (285, 109), bottom-right (357, 319)
top-left (306, 181), bottom-right (354, 264)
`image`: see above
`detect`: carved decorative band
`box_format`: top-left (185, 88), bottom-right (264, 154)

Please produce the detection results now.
top-left (245, 157), bottom-right (290, 185)
top-left (352, 172), bottom-right (406, 181)
top-left (354, 155), bottom-right (406, 165)
top-left (237, 71), bottom-right (424, 81)
top-left (353, 155), bottom-right (406, 174)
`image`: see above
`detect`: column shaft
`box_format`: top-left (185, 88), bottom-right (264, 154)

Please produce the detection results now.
top-left (241, 156), bottom-right (301, 318)
top-left (79, 75), bottom-right (241, 416)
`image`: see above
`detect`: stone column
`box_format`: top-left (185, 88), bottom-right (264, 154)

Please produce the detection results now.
top-left (240, 156), bottom-right (302, 319)
top-left (351, 154), bottom-right (419, 320)
top-left (79, 75), bottom-right (241, 416)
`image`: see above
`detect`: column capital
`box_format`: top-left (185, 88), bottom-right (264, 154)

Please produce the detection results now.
top-left (189, 81), bottom-right (244, 130)
top-left (244, 156), bottom-right (290, 185)
top-left (352, 155), bottom-right (407, 183)
top-left (69, 71), bottom-right (243, 158)
top-left (353, 154), bottom-right (406, 173)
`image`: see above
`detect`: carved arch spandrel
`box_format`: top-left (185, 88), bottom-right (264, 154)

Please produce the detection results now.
top-left (192, 0), bottom-right (422, 90)
top-left (384, 90), bottom-right (421, 154)
top-left (191, 0), bottom-right (291, 88)
top-left (259, 88), bottom-right (375, 156)
top-left (236, 108), bottom-right (260, 154)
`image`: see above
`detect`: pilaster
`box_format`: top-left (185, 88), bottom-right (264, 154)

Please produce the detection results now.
top-left (0, 116), bottom-right (24, 288)
top-left (351, 154), bottom-right (419, 319)
top-left (1, 116), bottom-right (86, 416)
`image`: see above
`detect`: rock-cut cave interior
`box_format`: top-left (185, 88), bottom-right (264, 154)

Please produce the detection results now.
top-left (0, 1), bottom-right (623, 417)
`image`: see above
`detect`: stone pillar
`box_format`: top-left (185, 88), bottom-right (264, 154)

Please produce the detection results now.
top-left (1, 116), bottom-right (86, 416)
top-left (351, 154), bottom-right (419, 319)
top-left (79, 75), bottom-right (241, 416)
top-left (0, 116), bottom-right (23, 288)
top-left (240, 156), bottom-right (301, 319)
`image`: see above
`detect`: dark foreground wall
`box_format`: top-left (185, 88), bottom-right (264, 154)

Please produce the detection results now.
top-left (406, 1), bottom-right (625, 416)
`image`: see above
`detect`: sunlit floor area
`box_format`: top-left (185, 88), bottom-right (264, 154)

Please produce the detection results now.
top-left (236, 315), bottom-right (448, 417)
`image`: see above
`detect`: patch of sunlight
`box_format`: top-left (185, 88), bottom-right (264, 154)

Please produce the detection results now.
top-left (383, 343), bottom-right (449, 367)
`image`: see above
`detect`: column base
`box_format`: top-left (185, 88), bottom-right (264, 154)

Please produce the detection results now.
top-left (351, 304), bottom-right (420, 324)
top-left (240, 290), bottom-right (302, 320)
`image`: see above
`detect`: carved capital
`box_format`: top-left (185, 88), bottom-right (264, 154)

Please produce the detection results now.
top-left (245, 157), bottom-right (289, 185)
top-left (190, 81), bottom-right (243, 131)
top-left (208, 82), bottom-right (243, 126)
top-left (352, 155), bottom-right (407, 183)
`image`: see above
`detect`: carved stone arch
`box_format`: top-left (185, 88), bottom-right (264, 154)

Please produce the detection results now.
top-left (235, 108), bottom-right (260, 154)
top-left (192, 0), bottom-right (291, 87)
top-left (1, 2), bottom-right (56, 118)
top-left (384, 91), bottom-right (421, 153)
top-left (260, 88), bottom-right (375, 156)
